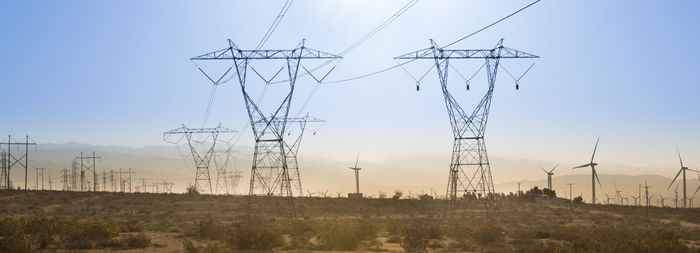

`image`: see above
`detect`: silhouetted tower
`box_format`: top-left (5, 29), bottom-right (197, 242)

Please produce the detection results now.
top-left (279, 115), bottom-right (325, 195)
top-left (71, 159), bottom-right (78, 191)
top-left (214, 148), bottom-right (233, 194)
top-left (395, 39), bottom-right (537, 212)
top-left (164, 124), bottom-right (236, 194)
top-left (1, 135), bottom-right (37, 190)
top-left (540, 165), bottom-right (558, 190)
top-left (0, 150), bottom-right (7, 189)
top-left (668, 148), bottom-right (696, 208)
top-left (75, 152), bottom-right (100, 191)
top-left (348, 152), bottom-right (362, 195)
top-left (61, 168), bottom-right (69, 191)
top-left (191, 39), bottom-right (341, 201)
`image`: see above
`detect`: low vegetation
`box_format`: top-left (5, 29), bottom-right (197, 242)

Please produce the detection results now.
top-left (0, 189), bottom-right (697, 252)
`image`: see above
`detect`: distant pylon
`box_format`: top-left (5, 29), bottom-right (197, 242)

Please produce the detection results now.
top-left (164, 124), bottom-right (236, 194)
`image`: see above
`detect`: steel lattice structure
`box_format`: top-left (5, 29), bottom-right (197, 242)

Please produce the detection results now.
top-left (164, 124), bottom-right (237, 194)
top-left (192, 40), bottom-right (339, 200)
top-left (396, 39), bottom-right (538, 212)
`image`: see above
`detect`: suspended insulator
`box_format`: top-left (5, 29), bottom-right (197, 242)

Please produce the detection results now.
top-left (466, 80), bottom-right (470, 91)
top-left (416, 81), bottom-right (420, 91)
top-left (515, 80), bottom-right (520, 90)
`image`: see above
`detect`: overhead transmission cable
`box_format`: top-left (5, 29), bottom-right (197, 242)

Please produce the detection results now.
top-left (199, 0), bottom-right (295, 127)
top-left (320, 0), bottom-right (542, 85)
top-left (293, 0), bottom-right (421, 116)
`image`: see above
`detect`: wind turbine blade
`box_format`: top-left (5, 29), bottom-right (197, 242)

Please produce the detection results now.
top-left (693, 184), bottom-right (700, 199)
top-left (550, 164), bottom-right (559, 173)
top-left (667, 169), bottom-right (682, 190)
top-left (540, 167), bottom-right (549, 173)
top-left (677, 147), bottom-right (684, 168)
top-left (590, 137), bottom-right (600, 163)
top-left (354, 151), bottom-right (360, 168)
top-left (572, 164), bottom-right (590, 169)
top-left (593, 168), bottom-right (602, 187)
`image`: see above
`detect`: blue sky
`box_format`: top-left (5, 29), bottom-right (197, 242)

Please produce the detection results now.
top-left (1, 0), bottom-right (699, 171)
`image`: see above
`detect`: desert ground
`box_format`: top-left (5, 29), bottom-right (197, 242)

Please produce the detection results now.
top-left (0, 190), bottom-right (699, 252)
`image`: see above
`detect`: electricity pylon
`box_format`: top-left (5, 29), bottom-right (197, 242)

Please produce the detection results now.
top-left (214, 148), bottom-right (234, 194)
top-left (75, 152), bottom-right (100, 191)
top-left (395, 39), bottom-right (537, 214)
top-left (191, 40), bottom-right (340, 202)
top-left (164, 124), bottom-right (236, 194)
top-left (278, 115), bottom-right (325, 195)
top-left (0, 135), bottom-right (37, 190)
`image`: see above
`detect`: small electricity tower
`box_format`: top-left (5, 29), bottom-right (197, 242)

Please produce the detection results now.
top-left (75, 152), bottom-right (100, 192)
top-left (1, 135), bottom-right (37, 190)
top-left (395, 39), bottom-right (537, 213)
top-left (191, 40), bottom-right (340, 202)
top-left (164, 124), bottom-right (236, 194)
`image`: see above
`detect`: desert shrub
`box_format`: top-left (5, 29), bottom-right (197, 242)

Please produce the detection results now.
top-left (0, 217), bottom-right (35, 253)
top-left (472, 225), bottom-right (504, 245)
top-left (194, 218), bottom-right (226, 240)
top-left (186, 184), bottom-right (200, 195)
top-left (183, 238), bottom-right (200, 253)
top-left (63, 219), bottom-right (120, 249)
top-left (125, 233), bottom-right (151, 248)
top-left (399, 224), bottom-right (430, 252)
top-left (552, 224), bottom-right (686, 252)
top-left (317, 220), bottom-right (379, 251)
top-left (281, 220), bottom-right (318, 249)
top-left (120, 220), bottom-right (143, 232)
top-left (226, 221), bottom-right (283, 250)
top-left (202, 241), bottom-right (226, 253)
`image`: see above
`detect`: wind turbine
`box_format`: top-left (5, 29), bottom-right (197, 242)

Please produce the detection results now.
top-left (348, 152), bottom-right (362, 197)
top-left (614, 182), bottom-right (622, 205)
top-left (605, 193), bottom-right (614, 205)
top-left (573, 137), bottom-right (601, 204)
top-left (667, 148), bottom-right (698, 208)
top-left (539, 164), bottom-right (559, 190)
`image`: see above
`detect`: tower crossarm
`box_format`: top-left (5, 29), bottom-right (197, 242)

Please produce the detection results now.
top-left (191, 40), bottom-right (341, 61)
top-left (394, 46), bottom-right (539, 60)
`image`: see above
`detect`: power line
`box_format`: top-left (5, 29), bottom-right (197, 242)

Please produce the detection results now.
top-left (320, 0), bottom-right (542, 85)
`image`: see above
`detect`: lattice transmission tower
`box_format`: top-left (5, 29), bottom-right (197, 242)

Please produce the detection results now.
top-left (191, 40), bottom-right (340, 199)
top-left (396, 39), bottom-right (538, 212)
top-left (164, 124), bottom-right (236, 194)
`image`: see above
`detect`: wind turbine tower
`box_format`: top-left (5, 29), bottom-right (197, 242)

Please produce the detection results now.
top-left (540, 164), bottom-right (558, 190)
top-left (573, 137), bottom-right (601, 204)
top-left (668, 148), bottom-right (697, 208)
top-left (348, 152), bottom-right (362, 199)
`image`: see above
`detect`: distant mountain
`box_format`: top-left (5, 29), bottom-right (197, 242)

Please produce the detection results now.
top-left (7, 142), bottom-right (699, 206)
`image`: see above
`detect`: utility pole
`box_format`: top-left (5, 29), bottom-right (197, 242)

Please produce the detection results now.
top-left (643, 182), bottom-right (651, 219)
top-left (61, 168), bottom-right (69, 191)
top-left (0, 135), bottom-right (37, 190)
top-left (568, 183), bottom-right (575, 209)
top-left (517, 182), bottom-right (521, 197)
top-left (48, 170), bottom-right (52, 190)
top-left (0, 150), bottom-right (7, 190)
top-left (395, 39), bottom-right (538, 216)
top-left (75, 152), bottom-right (100, 191)
top-left (110, 170), bottom-right (115, 192)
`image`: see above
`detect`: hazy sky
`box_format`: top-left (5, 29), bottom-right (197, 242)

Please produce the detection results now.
top-left (1, 0), bottom-right (699, 173)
